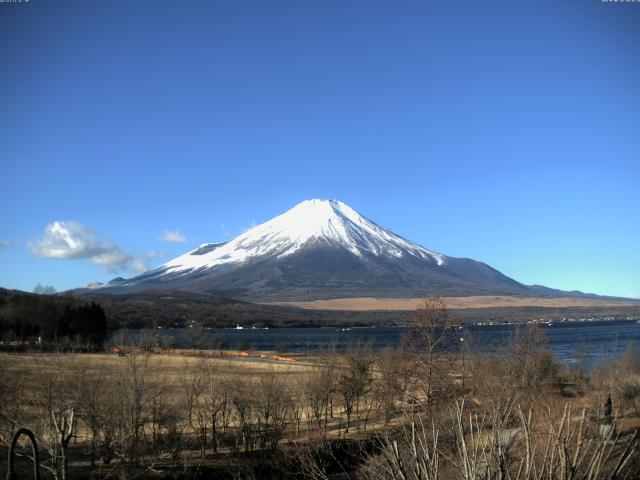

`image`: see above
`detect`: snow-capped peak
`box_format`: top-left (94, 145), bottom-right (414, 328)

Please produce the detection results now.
top-left (160, 199), bottom-right (445, 274)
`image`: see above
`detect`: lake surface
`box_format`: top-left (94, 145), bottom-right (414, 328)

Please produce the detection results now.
top-left (114, 319), bottom-right (640, 368)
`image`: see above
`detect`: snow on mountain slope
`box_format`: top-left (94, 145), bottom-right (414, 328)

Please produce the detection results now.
top-left (161, 199), bottom-right (445, 275)
top-left (90, 199), bottom-right (537, 300)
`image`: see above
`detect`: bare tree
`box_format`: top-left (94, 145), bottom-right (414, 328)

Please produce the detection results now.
top-left (181, 363), bottom-right (204, 445)
top-left (255, 369), bottom-right (289, 449)
top-left (337, 349), bottom-right (373, 433)
top-left (375, 347), bottom-right (409, 424)
top-left (305, 353), bottom-right (338, 434)
top-left (289, 375), bottom-right (306, 437)
top-left (34, 283), bottom-right (57, 295)
top-left (185, 321), bottom-right (206, 352)
top-left (204, 368), bottom-right (229, 453)
top-left (404, 296), bottom-right (457, 409)
top-left (509, 323), bottom-right (559, 395)
top-left (31, 354), bottom-right (80, 480)
top-left (0, 360), bottom-right (28, 446)
top-left (51, 407), bottom-right (75, 480)
top-left (78, 370), bottom-right (104, 467)
top-left (231, 378), bottom-right (254, 452)
top-left (138, 328), bottom-right (158, 352)
top-left (121, 350), bottom-right (151, 465)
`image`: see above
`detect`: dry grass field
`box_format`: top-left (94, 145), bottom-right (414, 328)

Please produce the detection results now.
top-left (0, 350), bottom-right (313, 381)
top-left (269, 295), bottom-right (640, 311)
top-left (0, 351), bottom-right (316, 422)
top-left (2, 323), bottom-right (639, 479)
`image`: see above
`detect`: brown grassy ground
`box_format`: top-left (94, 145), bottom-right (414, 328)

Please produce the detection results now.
top-left (268, 295), bottom-right (640, 311)
top-left (3, 349), bottom-right (639, 479)
top-left (0, 351), bottom-right (314, 388)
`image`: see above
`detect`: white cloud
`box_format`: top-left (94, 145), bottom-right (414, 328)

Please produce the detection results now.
top-left (29, 221), bottom-right (146, 274)
top-left (0, 240), bottom-right (11, 248)
top-left (159, 229), bottom-right (187, 243)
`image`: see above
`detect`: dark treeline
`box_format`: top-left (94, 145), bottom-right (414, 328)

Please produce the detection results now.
top-left (75, 290), bottom-right (640, 329)
top-left (0, 288), bottom-right (107, 348)
top-left (75, 290), bottom-right (407, 329)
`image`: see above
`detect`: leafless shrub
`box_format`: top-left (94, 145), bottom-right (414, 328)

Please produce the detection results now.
top-left (289, 438), bottom-right (345, 480)
top-left (363, 415), bottom-right (441, 480)
top-left (362, 399), bottom-right (639, 480)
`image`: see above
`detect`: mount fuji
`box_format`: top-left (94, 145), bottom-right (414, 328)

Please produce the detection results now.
top-left (98, 199), bottom-right (552, 301)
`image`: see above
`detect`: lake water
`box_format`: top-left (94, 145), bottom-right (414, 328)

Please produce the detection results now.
top-left (115, 319), bottom-right (640, 368)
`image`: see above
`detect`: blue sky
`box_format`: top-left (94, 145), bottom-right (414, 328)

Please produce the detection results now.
top-left (1, 0), bottom-right (638, 298)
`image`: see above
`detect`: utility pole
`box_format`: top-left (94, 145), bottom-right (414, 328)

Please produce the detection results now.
top-left (460, 336), bottom-right (465, 392)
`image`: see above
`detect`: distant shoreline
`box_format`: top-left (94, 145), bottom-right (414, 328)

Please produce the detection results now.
top-left (268, 295), bottom-right (640, 311)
